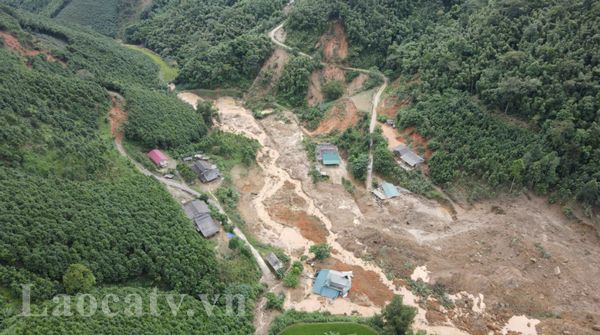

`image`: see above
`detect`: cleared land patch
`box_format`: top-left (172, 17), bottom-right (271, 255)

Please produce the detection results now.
top-left (125, 44), bottom-right (178, 82)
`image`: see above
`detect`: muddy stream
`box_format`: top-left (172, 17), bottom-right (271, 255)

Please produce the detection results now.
top-left (177, 93), bottom-right (497, 335)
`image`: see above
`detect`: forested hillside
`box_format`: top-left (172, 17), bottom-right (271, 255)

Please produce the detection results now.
top-left (1, 0), bottom-right (149, 37)
top-left (286, 0), bottom-right (600, 210)
top-left (124, 0), bottom-right (287, 88)
top-left (0, 6), bottom-right (260, 333)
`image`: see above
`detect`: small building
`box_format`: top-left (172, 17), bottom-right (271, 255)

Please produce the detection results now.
top-left (265, 252), bottom-right (284, 274)
top-left (372, 181), bottom-right (409, 200)
top-left (393, 144), bottom-right (424, 168)
top-left (192, 160), bottom-right (220, 183)
top-left (382, 181), bottom-right (401, 199)
top-left (182, 156), bottom-right (194, 162)
top-left (183, 200), bottom-right (219, 238)
top-left (312, 269), bottom-right (353, 299)
top-left (147, 149), bottom-right (168, 168)
top-left (316, 143), bottom-right (341, 166)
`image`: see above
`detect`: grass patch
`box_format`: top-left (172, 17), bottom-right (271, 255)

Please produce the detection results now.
top-left (124, 44), bottom-right (178, 82)
top-left (280, 322), bottom-right (379, 335)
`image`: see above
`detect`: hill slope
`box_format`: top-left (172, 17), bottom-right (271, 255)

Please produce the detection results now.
top-left (285, 0), bottom-right (600, 211)
top-left (0, 6), bottom-right (259, 334)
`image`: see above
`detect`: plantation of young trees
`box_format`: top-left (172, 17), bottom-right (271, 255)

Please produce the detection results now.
top-left (0, 6), bottom-right (262, 333)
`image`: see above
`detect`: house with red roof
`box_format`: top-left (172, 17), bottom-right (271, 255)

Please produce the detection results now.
top-left (147, 149), bottom-right (168, 168)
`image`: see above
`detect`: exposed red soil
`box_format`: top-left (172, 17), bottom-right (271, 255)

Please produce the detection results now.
top-left (312, 99), bottom-right (360, 135)
top-left (266, 182), bottom-right (329, 243)
top-left (0, 31), bottom-right (64, 65)
top-left (307, 70), bottom-right (324, 107)
top-left (317, 21), bottom-right (348, 62)
top-left (320, 258), bottom-right (395, 307)
top-left (108, 95), bottom-right (127, 142)
top-left (322, 64), bottom-right (345, 82)
top-left (346, 73), bottom-right (368, 96)
top-left (377, 95), bottom-right (410, 119)
top-left (249, 48), bottom-right (290, 98)
top-left (399, 127), bottom-right (433, 160)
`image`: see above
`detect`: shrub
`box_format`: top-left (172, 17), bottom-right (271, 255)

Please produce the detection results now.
top-left (309, 244), bottom-right (331, 260)
top-left (322, 80), bottom-right (344, 101)
top-left (177, 163), bottom-right (196, 184)
top-left (266, 292), bottom-right (285, 311)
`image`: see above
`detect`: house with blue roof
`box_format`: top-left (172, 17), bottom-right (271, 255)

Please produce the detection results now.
top-left (372, 181), bottom-right (409, 200)
top-left (312, 269), bottom-right (353, 299)
top-left (316, 143), bottom-right (341, 166)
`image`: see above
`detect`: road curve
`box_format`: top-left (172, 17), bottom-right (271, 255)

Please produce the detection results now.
top-left (268, 21), bottom-right (388, 190)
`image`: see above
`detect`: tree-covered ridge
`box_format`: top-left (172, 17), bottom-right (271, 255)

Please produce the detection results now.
top-left (1, 0), bottom-right (148, 37)
top-left (124, 0), bottom-right (287, 88)
top-left (287, 0), bottom-right (600, 209)
top-left (0, 5), bottom-right (160, 87)
top-left (286, 0), bottom-right (441, 67)
top-left (0, 169), bottom-right (221, 296)
top-left (125, 87), bottom-right (208, 148)
top-left (0, 8), bottom-right (260, 334)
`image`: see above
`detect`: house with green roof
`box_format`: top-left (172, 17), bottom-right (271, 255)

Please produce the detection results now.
top-left (316, 143), bottom-right (341, 166)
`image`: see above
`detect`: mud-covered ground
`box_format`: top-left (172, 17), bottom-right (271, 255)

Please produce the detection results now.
top-left (217, 97), bottom-right (600, 334)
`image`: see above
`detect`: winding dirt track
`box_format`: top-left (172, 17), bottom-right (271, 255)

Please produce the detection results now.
top-left (268, 23), bottom-right (387, 190)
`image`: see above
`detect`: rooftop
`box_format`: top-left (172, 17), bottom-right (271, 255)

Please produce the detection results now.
top-left (183, 200), bottom-right (219, 238)
top-left (316, 143), bottom-right (341, 166)
top-left (381, 182), bottom-right (401, 198)
top-left (265, 252), bottom-right (284, 272)
top-left (147, 149), bottom-right (168, 167)
top-left (393, 144), bottom-right (424, 167)
top-left (192, 160), bottom-right (220, 183)
top-left (313, 269), bottom-right (353, 299)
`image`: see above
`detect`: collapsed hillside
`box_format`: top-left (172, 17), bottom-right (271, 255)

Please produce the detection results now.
top-left (284, 0), bottom-right (600, 217)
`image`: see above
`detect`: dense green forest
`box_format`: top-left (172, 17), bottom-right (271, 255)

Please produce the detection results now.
top-left (0, 6), bottom-right (261, 333)
top-left (1, 0), bottom-right (148, 37)
top-left (125, 87), bottom-right (209, 148)
top-left (124, 0), bottom-right (287, 88)
top-left (286, 0), bottom-right (600, 210)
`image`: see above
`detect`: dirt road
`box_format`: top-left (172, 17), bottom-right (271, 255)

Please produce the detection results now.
top-left (268, 22), bottom-right (388, 191)
top-left (108, 94), bottom-right (274, 286)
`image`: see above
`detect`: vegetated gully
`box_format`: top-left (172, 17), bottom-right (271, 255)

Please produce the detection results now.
top-left (110, 19), bottom-right (544, 335)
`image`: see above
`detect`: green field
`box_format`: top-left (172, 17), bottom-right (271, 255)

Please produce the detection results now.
top-left (280, 322), bottom-right (379, 335)
top-left (125, 44), bottom-right (179, 83)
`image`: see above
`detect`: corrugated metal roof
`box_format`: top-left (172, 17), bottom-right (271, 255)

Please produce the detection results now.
top-left (382, 182), bottom-right (401, 198)
top-left (393, 144), bottom-right (424, 167)
top-left (183, 200), bottom-right (210, 219)
top-left (194, 213), bottom-right (219, 238)
top-left (322, 151), bottom-right (341, 165)
top-left (265, 253), bottom-right (283, 272)
top-left (183, 200), bottom-right (219, 238)
top-left (147, 149), bottom-right (167, 166)
top-left (312, 269), bottom-right (352, 299)
top-left (192, 161), bottom-right (220, 183)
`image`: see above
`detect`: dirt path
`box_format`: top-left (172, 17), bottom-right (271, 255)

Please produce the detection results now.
top-left (108, 93), bottom-right (275, 286)
top-left (366, 77), bottom-right (388, 190)
top-left (268, 23), bottom-right (388, 191)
